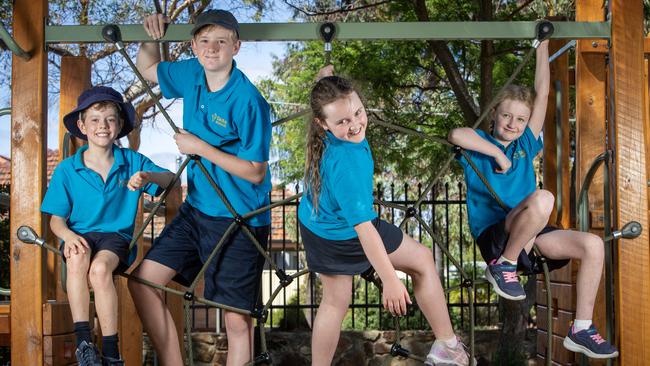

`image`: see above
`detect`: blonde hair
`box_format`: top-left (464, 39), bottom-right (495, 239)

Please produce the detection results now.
top-left (305, 76), bottom-right (358, 211)
top-left (490, 85), bottom-right (535, 132)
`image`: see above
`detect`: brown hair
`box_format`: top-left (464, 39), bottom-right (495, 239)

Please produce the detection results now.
top-left (305, 76), bottom-right (357, 210)
top-left (490, 85), bottom-right (535, 131)
top-left (79, 101), bottom-right (123, 126)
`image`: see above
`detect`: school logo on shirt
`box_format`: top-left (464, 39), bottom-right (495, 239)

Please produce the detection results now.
top-left (212, 113), bottom-right (228, 128)
top-left (118, 179), bottom-right (129, 188)
top-left (513, 150), bottom-right (527, 160)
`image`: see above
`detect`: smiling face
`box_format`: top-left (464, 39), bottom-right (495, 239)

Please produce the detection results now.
top-left (78, 103), bottom-right (122, 148)
top-left (191, 25), bottom-right (240, 74)
top-left (318, 91), bottom-right (368, 144)
top-left (491, 98), bottom-right (531, 146)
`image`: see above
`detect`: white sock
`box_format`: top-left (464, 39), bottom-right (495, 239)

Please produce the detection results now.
top-left (435, 336), bottom-right (458, 348)
top-left (573, 319), bottom-right (592, 332)
top-left (497, 255), bottom-right (516, 265)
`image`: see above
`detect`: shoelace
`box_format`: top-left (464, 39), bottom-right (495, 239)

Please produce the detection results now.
top-left (590, 333), bottom-right (606, 345)
top-left (502, 270), bottom-right (518, 283)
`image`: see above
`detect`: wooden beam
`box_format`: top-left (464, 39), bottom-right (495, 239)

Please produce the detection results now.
top-left (575, 0), bottom-right (609, 353)
top-left (9, 0), bottom-right (48, 364)
top-left (611, 0), bottom-right (650, 362)
top-left (57, 56), bottom-right (90, 161)
top-left (543, 39), bottom-right (571, 229)
top-left (117, 199), bottom-right (143, 364)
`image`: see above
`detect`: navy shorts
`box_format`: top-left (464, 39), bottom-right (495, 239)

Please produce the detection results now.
top-left (299, 218), bottom-right (403, 275)
top-left (145, 202), bottom-right (269, 312)
top-left (476, 220), bottom-right (570, 275)
top-left (60, 232), bottom-right (131, 274)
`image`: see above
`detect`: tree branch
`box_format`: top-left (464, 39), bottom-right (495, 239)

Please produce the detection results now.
top-left (283, 0), bottom-right (392, 17)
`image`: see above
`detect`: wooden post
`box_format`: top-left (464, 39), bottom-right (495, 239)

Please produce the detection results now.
top-left (58, 56), bottom-right (91, 160)
top-left (610, 0), bottom-right (650, 363)
top-left (9, 0), bottom-right (48, 364)
top-left (575, 1), bottom-right (609, 358)
top-left (117, 200), bottom-right (143, 365)
top-left (543, 39), bottom-right (571, 229)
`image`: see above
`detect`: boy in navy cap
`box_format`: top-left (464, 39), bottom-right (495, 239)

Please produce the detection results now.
top-left (130, 9), bottom-right (272, 365)
top-left (41, 86), bottom-right (175, 366)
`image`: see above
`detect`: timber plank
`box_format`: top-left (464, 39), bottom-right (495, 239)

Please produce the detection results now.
top-left (43, 332), bottom-right (77, 366)
top-left (611, 0), bottom-right (650, 362)
top-left (9, 0), bottom-right (48, 364)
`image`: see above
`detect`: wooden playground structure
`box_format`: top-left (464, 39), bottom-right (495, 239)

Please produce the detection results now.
top-left (2, 0), bottom-right (650, 364)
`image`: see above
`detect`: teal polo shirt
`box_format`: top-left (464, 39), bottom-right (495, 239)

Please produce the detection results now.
top-left (298, 132), bottom-right (378, 240)
top-left (457, 127), bottom-right (543, 238)
top-left (41, 145), bottom-right (169, 241)
top-left (157, 58), bottom-right (272, 226)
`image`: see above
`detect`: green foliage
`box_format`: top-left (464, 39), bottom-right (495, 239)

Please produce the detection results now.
top-left (261, 0), bottom-right (552, 184)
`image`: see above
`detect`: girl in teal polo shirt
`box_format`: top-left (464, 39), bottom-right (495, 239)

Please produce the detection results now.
top-left (449, 40), bottom-right (618, 359)
top-left (298, 76), bottom-right (471, 366)
top-left (41, 86), bottom-right (174, 365)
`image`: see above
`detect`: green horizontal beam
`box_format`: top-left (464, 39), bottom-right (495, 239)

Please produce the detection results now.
top-left (0, 108), bottom-right (10, 117)
top-left (45, 21), bottom-right (610, 44)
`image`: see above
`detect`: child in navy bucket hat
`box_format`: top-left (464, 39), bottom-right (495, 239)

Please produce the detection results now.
top-left (41, 85), bottom-right (175, 365)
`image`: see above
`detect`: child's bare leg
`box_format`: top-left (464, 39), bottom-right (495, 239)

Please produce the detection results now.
top-left (311, 274), bottom-right (352, 366)
top-left (503, 189), bottom-right (554, 261)
top-left (388, 235), bottom-right (454, 340)
top-left (66, 250), bottom-right (92, 322)
top-left (88, 250), bottom-right (120, 335)
top-left (224, 311), bottom-right (254, 366)
top-left (128, 260), bottom-right (182, 366)
top-left (535, 230), bottom-right (604, 319)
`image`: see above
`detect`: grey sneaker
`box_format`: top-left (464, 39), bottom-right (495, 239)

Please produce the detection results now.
top-left (75, 341), bottom-right (102, 366)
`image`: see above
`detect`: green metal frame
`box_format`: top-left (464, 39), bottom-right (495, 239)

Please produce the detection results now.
top-left (0, 24), bottom-right (30, 60)
top-left (0, 108), bottom-right (10, 117)
top-left (45, 21), bottom-right (610, 44)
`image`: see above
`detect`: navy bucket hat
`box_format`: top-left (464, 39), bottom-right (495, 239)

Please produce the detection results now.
top-left (63, 86), bottom-right (136, 140)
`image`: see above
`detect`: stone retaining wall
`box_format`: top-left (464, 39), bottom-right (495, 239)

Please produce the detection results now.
top-left (144, 328), bottom-right (536, 365)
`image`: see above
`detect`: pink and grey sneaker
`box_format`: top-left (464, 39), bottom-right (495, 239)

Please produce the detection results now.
top-left (563, 324), bottom-right (619, 359)
top-left (485, 259), bottom-right (526, 301)
top-left (425, 337), bottom-right (475, 366)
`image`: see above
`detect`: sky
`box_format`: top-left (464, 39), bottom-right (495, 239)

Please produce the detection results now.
top-left (0, 3), bottom-right (296, 176)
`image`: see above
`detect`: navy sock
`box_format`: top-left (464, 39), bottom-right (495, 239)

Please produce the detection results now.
top-left (102, 333), bottom-right (120, 359)
top-left (73, 321), bottom-right (92, 348)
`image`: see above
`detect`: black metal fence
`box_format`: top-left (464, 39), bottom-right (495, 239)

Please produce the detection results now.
top-left (145, 180), bottom-right (500, 333)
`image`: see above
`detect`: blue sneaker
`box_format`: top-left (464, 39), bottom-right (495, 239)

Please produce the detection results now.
top-left (485, 259), bottom-right (526, 300)
top-left (563, 324), bottom-right (619, 359)
top-left (75, 341), bottom-right (102, 366)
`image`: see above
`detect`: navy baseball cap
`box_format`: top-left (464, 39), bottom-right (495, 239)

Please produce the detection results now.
top-left (63, 86), bottom-right (136, 140)
top-left (190, 9), bottom-right (239, 37)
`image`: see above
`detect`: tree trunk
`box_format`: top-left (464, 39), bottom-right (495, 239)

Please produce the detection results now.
top-left (496, 277), bottom-right (536, 362)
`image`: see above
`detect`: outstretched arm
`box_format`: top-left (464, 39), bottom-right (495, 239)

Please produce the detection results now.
top-left (527, 40), bottom-right (550, 138)
top-left (355, 221), bottom-right (411, 316)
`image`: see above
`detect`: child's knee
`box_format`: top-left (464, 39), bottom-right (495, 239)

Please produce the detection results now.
top-left (89, 261), bottom-right (113, 285)
top-left (531, 189), bottom-right (554, 216)
top-left (224, 313), bottom-right (251, 337)
top-left (66, 254), bottom-right (89, 275)
top-left (582, 233), bottom-right (604, 260)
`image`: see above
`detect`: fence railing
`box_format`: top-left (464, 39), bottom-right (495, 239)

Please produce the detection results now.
top-left (143, 180), bottom-right (500, 333)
